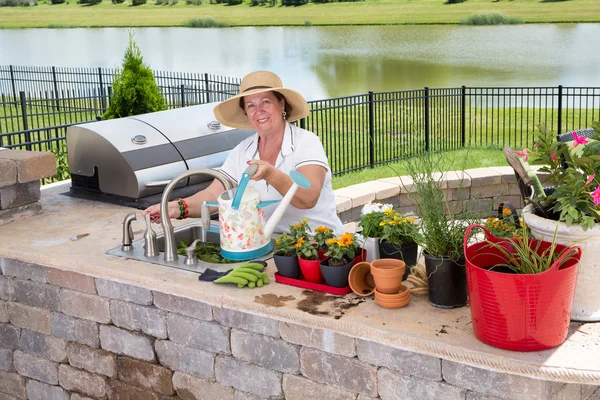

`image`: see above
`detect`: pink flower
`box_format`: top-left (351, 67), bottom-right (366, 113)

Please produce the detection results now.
top-left (573, 131), bottom-right (589, 147)
top-left (586, 174), bottom-right (596, 187)
top-left (591, 187), bottom-right (600, 206)
top-left (515, 148), bottom-right (529, 162)
top-left (550, 152), bottom-right (557, 162)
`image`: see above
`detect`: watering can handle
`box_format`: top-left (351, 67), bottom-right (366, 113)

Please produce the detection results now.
top-left (231, 164), bottom-right (258, 211)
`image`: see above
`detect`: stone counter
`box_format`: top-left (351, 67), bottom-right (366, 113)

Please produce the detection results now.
top-left (0, 180), bottom-right (598, 400)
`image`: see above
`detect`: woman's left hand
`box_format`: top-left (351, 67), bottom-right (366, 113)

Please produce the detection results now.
top-left (247, 159), bottom-right (275, 182)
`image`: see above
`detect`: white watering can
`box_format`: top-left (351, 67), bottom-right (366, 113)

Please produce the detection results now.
top-left (203, 164), bottom-right (311, 261)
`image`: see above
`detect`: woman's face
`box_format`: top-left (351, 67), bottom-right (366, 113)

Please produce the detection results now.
top-left (242, 91), bottom-right (285, 136)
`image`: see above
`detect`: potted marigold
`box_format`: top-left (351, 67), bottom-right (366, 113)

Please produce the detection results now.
top-left (378, 209), bottom-right (420, 280)
top-left (296, 237), bottom-right (323, 283)
top-left (314, 225), bottom-right (335, 260)
top-left (320, 233), bottom-right (358, 287)
top-left (273, 233), bottom-right (300, 279)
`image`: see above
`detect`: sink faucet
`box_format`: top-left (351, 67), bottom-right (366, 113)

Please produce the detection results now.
top-left (160, 168), bottom-right (235, 262)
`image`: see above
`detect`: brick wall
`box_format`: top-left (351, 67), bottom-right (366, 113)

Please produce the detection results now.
top-left (0, 258), bottom-right (597, 400)
top-left (0, 150), bottom-right (56, 226)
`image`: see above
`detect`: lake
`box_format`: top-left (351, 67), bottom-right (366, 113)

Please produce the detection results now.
top-left (1, 24), bottom-right (599, 100)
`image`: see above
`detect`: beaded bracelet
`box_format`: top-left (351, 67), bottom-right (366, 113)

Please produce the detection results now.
top-left (176, 198), bottom-right (189, 220)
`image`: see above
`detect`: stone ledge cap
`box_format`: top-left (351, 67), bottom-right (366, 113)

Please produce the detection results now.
top-left (0, 150), bottom-right (56, 183)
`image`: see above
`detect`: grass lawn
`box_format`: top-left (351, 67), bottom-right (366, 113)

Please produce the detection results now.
top-left (1, 0), bottom-right (599, 28)
top-left (331, 147), bottom-right (506, 189)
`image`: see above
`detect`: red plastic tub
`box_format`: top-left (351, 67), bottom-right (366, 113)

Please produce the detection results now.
top-left (464, 224), bottom-right (581, 351)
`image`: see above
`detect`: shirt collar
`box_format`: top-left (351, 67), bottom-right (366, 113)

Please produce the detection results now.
top-left (243, 122), bottom-right (295, 160)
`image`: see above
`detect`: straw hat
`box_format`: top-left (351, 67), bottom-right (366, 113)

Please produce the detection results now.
top-left (213, 71), bottom-right (310, 130)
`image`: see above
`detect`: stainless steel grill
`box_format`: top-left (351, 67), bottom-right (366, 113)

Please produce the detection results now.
top-left (67, 102), bottom-right (252, 209)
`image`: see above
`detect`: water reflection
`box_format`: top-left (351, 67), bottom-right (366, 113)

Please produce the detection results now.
top-left (0, 24), bottom-right (599, 100)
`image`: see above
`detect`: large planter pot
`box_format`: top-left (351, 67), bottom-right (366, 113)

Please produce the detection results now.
top-left (298, 257), bottom-right (323, 283)
top-left (361, 237), bottom-right (380, 262)
top-left (273, 254), bottom-right (300, 279)
top-left (370, 258), bottom-right (405, 294)
top-left (464, 224), bottom-right (581, 351)
top-left (424, 253), bottom-right (467, 309)
top-left (378, 240), bottom-right (418, 280)
top-left (320, 258), bottom-right (354, 288)
top-left (522, 204), bottom-right (600, 322)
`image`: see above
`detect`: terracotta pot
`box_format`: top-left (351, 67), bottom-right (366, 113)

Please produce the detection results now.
top-left (348, 262), bottom-right (375, 296)
top-left (298, 257), bottom-right (323, 283)
top-left (370, 258), bottom-right (405, 294)
top-left (320, 258), bottom-right (353, 288)
top-left (273, 254), bottom-right (300, 279)
top-left (374, 285), bottom-right (410, 309)
top-left (378, 240), bottom-right (418, 281)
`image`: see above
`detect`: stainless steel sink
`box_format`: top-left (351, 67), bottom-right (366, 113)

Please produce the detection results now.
top-left (106, 220), bottom-right (273, 274)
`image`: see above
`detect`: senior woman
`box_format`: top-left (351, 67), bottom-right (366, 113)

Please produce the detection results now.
top-left (144, 70), bottom-right (344, 235)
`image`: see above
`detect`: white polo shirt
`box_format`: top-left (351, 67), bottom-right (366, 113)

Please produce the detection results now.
top-left (219, 122), bottom-right (344, 236)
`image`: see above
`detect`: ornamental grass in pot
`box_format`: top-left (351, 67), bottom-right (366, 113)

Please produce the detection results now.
top-left (464, 223), bottom-right (581, 351)
top-left (320, 233), bottom-right (359, 287)
top-left (516, 121), bottom-right (600, 321)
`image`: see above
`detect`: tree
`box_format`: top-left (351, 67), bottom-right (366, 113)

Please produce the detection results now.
top-left (103, 32), bottom-right (166, 120)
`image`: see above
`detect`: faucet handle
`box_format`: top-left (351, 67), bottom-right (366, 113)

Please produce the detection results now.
top-left (184, 239), bottom-right (202, 266)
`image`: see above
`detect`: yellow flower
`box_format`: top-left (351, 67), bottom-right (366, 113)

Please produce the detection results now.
top-left (295, 237), bottom-right (304, 248)
top-left (275, 238), bottom-right (281, 244)
top-left (502, 208), bottom-right (513, 216)
top-left (384, 209), bottom-right (395, 215)
top-left (316, 226), bottom-right (331, 233)
top-left (302, 218), bottom-right (308, 223)
top-left (327, 238), bottom-right (337, 245)
top-left (406, 217), bottom-right (415, 223)
top-left (379, 222), bottom-right (386, 226)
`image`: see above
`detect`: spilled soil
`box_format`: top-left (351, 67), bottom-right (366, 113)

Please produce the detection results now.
top-left (296, 290), bottom-right (367, 319)
top-left (254, 294), bottom-right (295, 308)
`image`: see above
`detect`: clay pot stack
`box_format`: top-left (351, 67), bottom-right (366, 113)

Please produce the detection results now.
top-left (349, 259), bottom-right (410, 309)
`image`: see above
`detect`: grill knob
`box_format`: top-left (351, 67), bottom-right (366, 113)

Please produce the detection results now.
top-left (131, 135), bottom-right (147, 145)
top-left (207, 121), bottom-right (221, 130)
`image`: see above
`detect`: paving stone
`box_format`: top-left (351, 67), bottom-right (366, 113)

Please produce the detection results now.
top-left (356, 339), bottom-right (441, 381)
top-left (0, 350), bottom-right (12, 372)
top-left (0, 159), bottom-right (16, 189)
top-left (45, 269), bottom-right (96, 294)
top-left (0, 202), bottom-right (42, 226)
top-left (582, 385), bottom-right (600, 400)
top-left (0, 323), bottom-right (20, 350)
top-left (0, 371), bottom-right (26, 399)
top-left (442, 360), bottom-right (564, 400)
top-left (300, 347), bottom-right (377, 396)
top-left (0, 392), bottom-right (18, 400)
top-left (107, 379), bottom-right (161, 400)
top-left (70, 394), bottom-right (95, 400)
top-left (26, 380), bottom-right (69, 400)
top-left (99, 325), bottom-right (155, 362)
top-left (173, 371), bottom-right (235, 400)
top-left (7, 302), bottom-right (51, 334)
top-left (66, 342), bottom-right (116, 378)
top-left (279, 322), bottom-right (356, 357)
top-left (282, 374), bottom-right (356, 400)
top-left (214, 307), bottom-right (279, 338)
top-left (465, 167), bottom-right (503, 186)
top-left (153, 292), bottom-right (212, 321)
top-left (51, 312), bottom-right (99, 348)
top-left (13, 350), bottom-right (58, 385)
top-left (335, 195), bottom-right (353, 213)
top-left (58, 364), bottom-right (106, 399)
top-left (231, 330), bottom-right (299, 373)
top-left (465, 391), bottom-right (503, 400)
top-left (0, 277), bottom-right (11, 300)
top-left (117, 356), bottom-right (174, 396)
top-left (235, 390), bottom-right (267, 400)
top-left (96, 279), bottom-right (152, 305)
top-left (0, 182), bottom-right (40, 209)
top-left (552, 383), bottom-right (583, 400)
top-left (357, 396), bottom-right (380, 400)
top-left (11, 279), bottom-right (59, 311)
top-left (215, 355), bottom-right (283, 398)
top-left (334, 185), bottom-right (375, 210)
top-left (379, 367), bottom-right (466, 400)
top-left (155, 340), bottom-right (214, 379)
top-left (110, 299), bottom-right (167, 339)
top-left (167, 313), bottom-right (230, 354)
top-left (0, 150), bottom-right (56, 183)
top-left (0, 259), bottom-right (46, 283)
top-left (59, 289), bottom-right (111, 323)
top-left (0, 301), bottom-right (8, 323)
top-left (20, 329), bottom-right (67, 363)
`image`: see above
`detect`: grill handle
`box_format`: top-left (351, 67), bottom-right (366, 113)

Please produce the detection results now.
top-left (145, 181), bottom-right (171, 188)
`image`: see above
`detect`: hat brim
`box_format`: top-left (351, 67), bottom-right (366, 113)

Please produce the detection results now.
top-left (213, 87), bottom-right (310, 130)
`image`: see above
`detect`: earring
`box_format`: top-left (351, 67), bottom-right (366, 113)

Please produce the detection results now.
top-left (282, 111), bottom-right (287, 119)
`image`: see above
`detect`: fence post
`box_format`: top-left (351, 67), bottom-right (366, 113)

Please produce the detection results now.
top-left (98, 67), bottom-right (106, 112)
top-left (52, 66), bottom-right (60, 112)
top-left (461, 86), bottom-right (466, 148)
top-left (424, 87), bottom-right (430, 152)
top-left (19, 91), bottom-right (31, 151)
top-left (180, 84), bottom-right (186, 108)
top-left (368, 91), bottom-right (375, 168)
top-left (9, 65), bottom-right (17, 101)
top-left (204, 73), bottom-right (210, 104)
top-left (557, 85), bottom-right (563, 134)
top-left (299, 118), bottom-right (306, 130)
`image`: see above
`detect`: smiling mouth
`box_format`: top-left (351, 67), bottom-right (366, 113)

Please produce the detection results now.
top-left (257, 117), bottom-right (269, 123)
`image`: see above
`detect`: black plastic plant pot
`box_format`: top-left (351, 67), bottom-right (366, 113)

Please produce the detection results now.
top-left (378, 241), bottom-right (419, 280)
top-left (273, 254), bottom-right (301, 279)
top-left (320, 259), bottom-right (353, 288)
top-left (424, 253), bottom-right (467, 309)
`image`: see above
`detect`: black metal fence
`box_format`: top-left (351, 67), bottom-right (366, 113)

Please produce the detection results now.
top-left (1, 65), bottom-right (599, 178)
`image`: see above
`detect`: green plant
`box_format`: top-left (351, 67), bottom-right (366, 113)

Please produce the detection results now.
top-left (111, 0), bottom-right (125, 3)
top-left (176, 241), bottom-right (235, 263)
top-left (274, 233), bottom-right (296, 256)
top-left (325, 233), bottom-right (358, 265)
top-left (103, 31), bottom-right (167, 120)
top-left (295, 237), bottom-right (319, 260)
top-left (184, 18), bottom-right (229, 27)
top-left (289, 218), bottom-right (312, 241)
top-left (50, 0), bottom-right (65, 4)
top-left (483, 206), bottom-right (523, 239)
top-left (281, 0), bottom-right (307, 6)
top-left (379, 210), bottom-right (420, 246)
top-left (44, 141), bottom-right (70, 183)
top-left (461, 13), bottom-right (523, 25)
top-left (522, 121), bottom-right (600, 230)
top-left (131, 0), bottom-right (147, 5)
top-left (313, 225), bottom-right (335, 250)
top-left (358, 203), bottom-right (392, 238)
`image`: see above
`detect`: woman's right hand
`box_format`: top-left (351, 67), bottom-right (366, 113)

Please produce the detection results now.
top-left (143, 201), bottom-right (180, 224)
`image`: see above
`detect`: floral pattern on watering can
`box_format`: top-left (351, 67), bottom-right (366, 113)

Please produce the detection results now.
top-left (219, 188), bottom-right (269, 251)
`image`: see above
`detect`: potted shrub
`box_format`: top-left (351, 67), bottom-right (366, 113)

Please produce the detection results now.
top-left (320, 233), bottom-right (358, 287)
top-left (378, 209), bottom-right (420, 280)
top-left (464, 223), bottom-right (581, 351)
top-left (403, 152), bottom-right (475, 309)
top-left (358, 203), bottom-right (392, 262)
top-left (517, 121), bottom-right (600, 321)
top-left (296, 237), bottom-right (323, 283)
top-left (273, 233), bottom-right (300, 279)
top-left (314, 225), bottom-right (335, 260)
